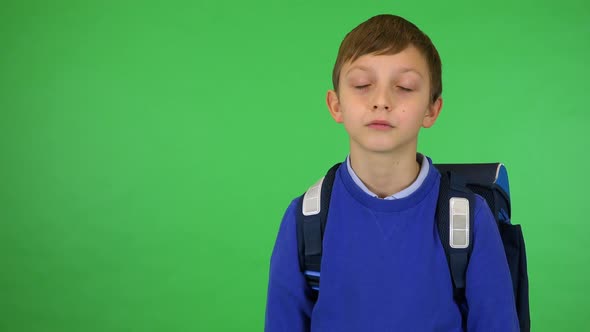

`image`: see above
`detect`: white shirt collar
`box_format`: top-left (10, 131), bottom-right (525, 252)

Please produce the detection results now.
top-left (345, 153), bottom-right (430, 200)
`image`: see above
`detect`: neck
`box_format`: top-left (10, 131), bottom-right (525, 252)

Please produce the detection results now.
top-left (349, 145), bottom-right (420, 199)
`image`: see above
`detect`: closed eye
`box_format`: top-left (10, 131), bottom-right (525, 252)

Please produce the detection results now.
top-left (355, 85), bottom-right (370, 90)
top-left (397, 86), bottom-right (413, 92)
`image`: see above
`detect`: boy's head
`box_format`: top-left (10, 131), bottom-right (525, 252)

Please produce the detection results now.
top-left (331, 14), bottom-right (442, 103)
top-left (326, 14), bottom-right (444, 155)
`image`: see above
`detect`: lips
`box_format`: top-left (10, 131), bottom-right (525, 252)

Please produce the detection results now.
top-left (368, 120), bottom-right (393, 127)
top-left (367, 120), bottom-right (393, 131)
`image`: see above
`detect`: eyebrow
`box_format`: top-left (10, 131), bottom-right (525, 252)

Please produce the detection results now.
top-left (346, 65), bottom-right (423, 78)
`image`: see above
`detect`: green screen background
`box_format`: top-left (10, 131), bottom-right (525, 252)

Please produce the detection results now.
top-left (1, 0), bottom-right (588, 331)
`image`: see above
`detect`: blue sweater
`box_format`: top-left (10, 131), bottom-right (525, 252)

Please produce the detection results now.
top-left (265, 157), bottom-right (519, 331)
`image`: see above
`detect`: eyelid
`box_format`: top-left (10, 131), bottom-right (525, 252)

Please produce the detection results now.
top-left (353, 82), bottom-right (415, 92)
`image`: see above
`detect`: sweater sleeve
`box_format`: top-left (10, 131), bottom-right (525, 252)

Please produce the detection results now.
top-left (465, 195), bottom-right (520, 331)
top-left (265, 198), bottom-right (315, 332)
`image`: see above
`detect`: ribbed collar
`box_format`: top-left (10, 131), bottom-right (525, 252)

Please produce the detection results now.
top-left (337, 155), bottom-right (440, 212)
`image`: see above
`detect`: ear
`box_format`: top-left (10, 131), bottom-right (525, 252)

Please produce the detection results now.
top-left (326, 90), bottom-right (343, 123)
top-left (422, 97), bottom-right (443, 128)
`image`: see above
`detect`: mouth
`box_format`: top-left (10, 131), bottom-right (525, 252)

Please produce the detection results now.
top-left (367, 120), bottom-right (393, 130)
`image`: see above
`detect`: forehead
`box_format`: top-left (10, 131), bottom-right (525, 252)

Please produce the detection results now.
top-left (343, 46), bottom-right (429, 78)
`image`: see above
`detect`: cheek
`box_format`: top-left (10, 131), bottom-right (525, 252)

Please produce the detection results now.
top-left (339, 108), bottom-right (364, 129)
top-left (342, 91), bottom-right (367, 105)
top-left (396, 103), bottom-right (428, 122)
top-left (340, 116), bottom-right (359, 135)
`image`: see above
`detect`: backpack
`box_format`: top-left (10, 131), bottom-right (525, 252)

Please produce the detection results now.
top-left (295, 162), bottom-right (530, 331)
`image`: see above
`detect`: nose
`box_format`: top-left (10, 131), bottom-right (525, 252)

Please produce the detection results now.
top-left (373, 104), bottom-right (390, 111)
top-left (372, 86), bottom-right (392, 111)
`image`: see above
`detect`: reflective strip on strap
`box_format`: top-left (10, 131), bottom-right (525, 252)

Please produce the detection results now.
top-left (450, 197), bottom-right (470, 249)
top-left (302, 176), bottom-right (324, 216)
top-left (304, 270), bottom-right (320, 277)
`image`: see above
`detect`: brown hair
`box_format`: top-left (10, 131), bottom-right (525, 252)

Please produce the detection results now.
top-left (332, 14), bottom-right (442, 103)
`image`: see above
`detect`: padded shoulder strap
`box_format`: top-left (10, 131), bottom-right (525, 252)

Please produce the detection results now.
top-left (435, 170), bottom-right (476, 304)
top-left (296, 163), bottom-right (341, 291)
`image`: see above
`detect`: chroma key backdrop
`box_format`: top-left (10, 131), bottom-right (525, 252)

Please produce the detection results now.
top-left (1, 0), bottom-right (589, 331)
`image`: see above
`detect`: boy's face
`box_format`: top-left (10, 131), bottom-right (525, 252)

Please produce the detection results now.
top-left (327, 46), bottom-right (442, 156)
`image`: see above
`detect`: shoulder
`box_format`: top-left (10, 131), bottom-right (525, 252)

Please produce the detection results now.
top-left (270, 197), bottom-right (302, 263)
top-left (471, 193), bottom-right (500, 240)
top-left (473, 194), bottom-right (490, 216)
top-left (279, 197), bottom-right (301, 228)
top-left (275, 192), bottom-right (307, 239)
top-left (472, 194), bottom-right (493, 222)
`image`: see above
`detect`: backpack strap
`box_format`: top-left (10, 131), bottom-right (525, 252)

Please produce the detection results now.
top-left (435, 170), bottom-right (476, 305)
top-left (296, 163), bottom-right (341, 291)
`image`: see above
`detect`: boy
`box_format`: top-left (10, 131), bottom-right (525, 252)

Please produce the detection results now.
top-left (265, 14), bottom-right (519, 331)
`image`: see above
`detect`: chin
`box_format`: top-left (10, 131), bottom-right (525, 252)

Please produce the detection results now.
top-left (351, 136), bottom-right (410, 154)
top-left (361, 143), bottom-right (399, 154)
top-left (363, 139), bottom-right (398, 152)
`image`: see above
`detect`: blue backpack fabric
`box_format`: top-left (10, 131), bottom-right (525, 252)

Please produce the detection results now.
top-left (295, 162), bottom-right (530, 331)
